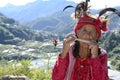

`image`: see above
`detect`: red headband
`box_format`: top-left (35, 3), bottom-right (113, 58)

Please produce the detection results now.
top-left (74, 16), bottom-right (108, 39)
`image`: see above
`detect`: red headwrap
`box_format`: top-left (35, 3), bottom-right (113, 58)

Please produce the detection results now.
top-left (74, 16), bottom-right (108, 39)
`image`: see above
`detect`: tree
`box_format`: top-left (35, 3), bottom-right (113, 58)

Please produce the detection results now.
top-left (116, 63), bottom-right (120, 71)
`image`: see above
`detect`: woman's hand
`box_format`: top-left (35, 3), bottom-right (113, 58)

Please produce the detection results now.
top-left (60, 33), bottom-right (76, 58)
top-left (89, 40), bottom-right (99, 58)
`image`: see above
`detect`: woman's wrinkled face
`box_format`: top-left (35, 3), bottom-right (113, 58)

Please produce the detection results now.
top-left (76, 24), bottom-right (98, 45)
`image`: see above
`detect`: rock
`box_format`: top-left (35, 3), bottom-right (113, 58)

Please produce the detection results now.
top-left (1, 75), bottom-right (29, 80)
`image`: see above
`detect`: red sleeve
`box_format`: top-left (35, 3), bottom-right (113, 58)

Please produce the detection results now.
top-left (52, 53), bottom-right (69, 80)
top-left (89, 49), bottom-right (109, 80)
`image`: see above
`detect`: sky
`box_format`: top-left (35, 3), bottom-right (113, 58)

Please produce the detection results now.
top-left (69, 0), bottom-right (120, 9)
top-left (0, 0), bottom-right (36, 7)
top-left (0, 0), bottom-right (119, 9)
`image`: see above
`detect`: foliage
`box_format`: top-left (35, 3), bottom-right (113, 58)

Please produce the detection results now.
top-left (100, 29), bottom-right (120, 70)
top-left (102, 32), bottom-right (118, 51)
top-left (0, 60), bottom-right (52, 80)
top-left (0, 17), bottom-right (60, 45)
top-left (111, 59), bottom-right (118, 66)
top-left (116, 63), bottom-right (120, 71)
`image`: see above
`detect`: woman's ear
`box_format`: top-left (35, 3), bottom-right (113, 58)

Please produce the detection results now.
top-left (76, 30), bottom-right (79, 36)
top-left (76, 30), bottom-right (81, 38)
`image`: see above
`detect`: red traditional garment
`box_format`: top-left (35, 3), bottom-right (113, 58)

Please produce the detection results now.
top-left (70, 58), bottom-right (91, 80)
top-left (52, 46), bottom-right (109, 80)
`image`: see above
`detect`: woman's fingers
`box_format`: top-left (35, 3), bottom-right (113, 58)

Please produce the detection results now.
top-left (65, 33), bottom-right (76, 38)
top-left (64, 34), bottom-right (76, 43)
top-left (88, 41), bottom-right (99, 58)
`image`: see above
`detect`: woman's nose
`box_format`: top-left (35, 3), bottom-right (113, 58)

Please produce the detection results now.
top-left (85, 31), bottom-right (90, 34)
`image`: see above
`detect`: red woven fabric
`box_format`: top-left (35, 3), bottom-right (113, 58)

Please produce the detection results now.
top-left (52, 48), bottom-right (109, 80)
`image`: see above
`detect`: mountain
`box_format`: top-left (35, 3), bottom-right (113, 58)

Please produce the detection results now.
top-left (0, 12), bottom-right (59, 45)
top-left (26, 10), bottom-right (75, 34)
top-left (108, 14), bottom-right (120, 30)
top-left (26, 10), bottom-right (120, 35)
top-left (0, 0), bottom-right (119, 35)
top-left (0, 0), bottom-right (76, 23)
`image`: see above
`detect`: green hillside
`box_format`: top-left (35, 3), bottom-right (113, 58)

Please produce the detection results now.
top-left (100, 30), bottom-right (120, 70)
top-left (26, 11), bottom-right (75, 34)
top-left (0, 13), bottom-right (59, 45)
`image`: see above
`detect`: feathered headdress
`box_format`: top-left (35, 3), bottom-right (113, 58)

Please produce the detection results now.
top-left (63, 0), bottom-right (120, 39)
top-left (63, 0), bottom-right (90, 18)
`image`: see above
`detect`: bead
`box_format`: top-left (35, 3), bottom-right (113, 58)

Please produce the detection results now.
top-left (80, 65), bottom-right (84, 68)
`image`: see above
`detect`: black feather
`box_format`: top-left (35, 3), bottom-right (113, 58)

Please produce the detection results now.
top-left (98, 8), bottom-right (119, 17)
top-left (85, 0), bottom-right (90, 11)
top-left (74, 3), bottom-right (84, 18)
top-left (87, 0), bottom-right (90, 2)
top-left (63, 5), bottom-right (74, 11)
